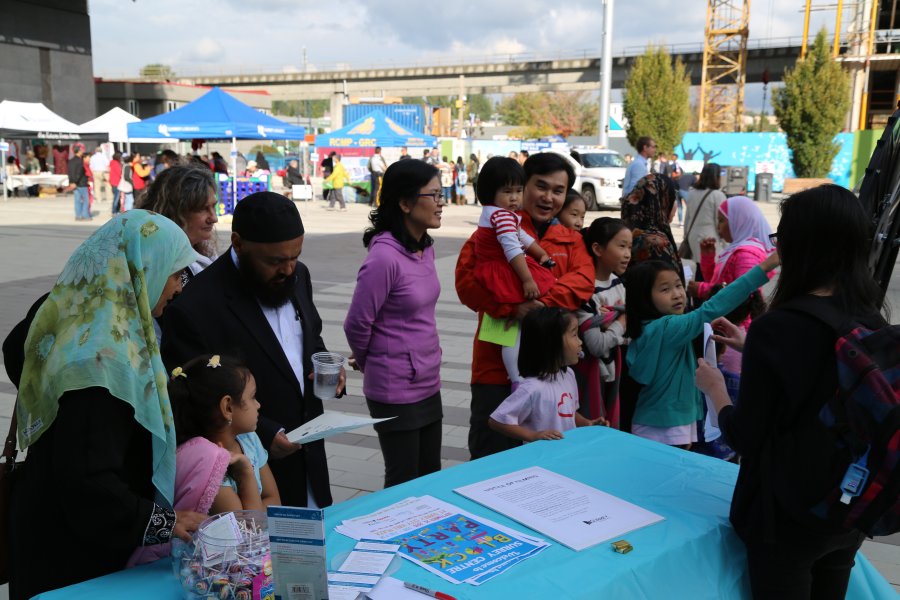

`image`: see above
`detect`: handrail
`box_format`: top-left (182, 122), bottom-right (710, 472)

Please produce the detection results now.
top-left (96, 31), bottom-right (900, 81)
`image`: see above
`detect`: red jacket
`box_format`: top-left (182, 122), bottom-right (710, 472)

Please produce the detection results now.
top-left (455, 212), bottom-right (595, 385)
top-left (109, 159), bottom-right (122, 186)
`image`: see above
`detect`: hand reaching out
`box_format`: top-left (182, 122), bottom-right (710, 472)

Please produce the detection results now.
top-left (699, 237), bottom-right (717, 255)
top-left (173, 510), bottom-right (207, 542)
top-left (711, 317), bottom-right (746, 352)
top-left (269, 430), bottom-right (301, 459)
top-left (760, 250), bottom-right (781, 272)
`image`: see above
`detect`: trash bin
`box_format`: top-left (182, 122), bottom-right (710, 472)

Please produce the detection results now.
top-left (755, 173), bottom-right (773, 203)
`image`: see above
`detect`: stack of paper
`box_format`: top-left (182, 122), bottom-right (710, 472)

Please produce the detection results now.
top-left (335, 495), bottom-right (550, 586)
top-left (327, 540), bottom-right (400, 600)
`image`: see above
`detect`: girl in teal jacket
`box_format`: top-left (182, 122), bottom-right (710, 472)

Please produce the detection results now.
top-left (625, 252), bottom-right (779, 447)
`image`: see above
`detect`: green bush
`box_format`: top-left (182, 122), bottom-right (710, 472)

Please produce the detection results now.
top-left (772, 30), bottom-right (851, 178)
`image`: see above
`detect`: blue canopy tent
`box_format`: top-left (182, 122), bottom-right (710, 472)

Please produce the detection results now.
top-left (315, 109), bottom-right (436, 149)
top-left (127, 87), bottom-right (305, 140)
top-left (127, 87), bottom-right (305, 209)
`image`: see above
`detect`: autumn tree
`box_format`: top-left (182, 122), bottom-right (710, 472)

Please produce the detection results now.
top-left (497, 92), bottom-right (597, 138)
top-left (772, 29), bottom-right (850, 178)
top-left (622, 46), bottom-right (691, 154)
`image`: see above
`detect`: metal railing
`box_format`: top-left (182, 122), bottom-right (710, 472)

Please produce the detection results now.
top-left (98, 33), bottom-right (899, 81)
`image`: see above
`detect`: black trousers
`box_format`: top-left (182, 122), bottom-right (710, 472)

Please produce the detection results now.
top-left (375, 419), bottom-right (443, 488)
top-left (468, 383), bottom-right (522, 460)
top-left (370, 173), bottom-right (381, 206)
top-left (368, 393), bottom-right (443, 488)
top-left (743, 529), bottom-right (866, 599)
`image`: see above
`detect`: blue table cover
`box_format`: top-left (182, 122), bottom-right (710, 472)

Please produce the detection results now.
top-left (37, 427), bottom-right (896, 599)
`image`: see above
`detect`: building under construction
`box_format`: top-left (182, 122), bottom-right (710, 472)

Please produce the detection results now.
top-left (699, 0), bottom-right (900, 132)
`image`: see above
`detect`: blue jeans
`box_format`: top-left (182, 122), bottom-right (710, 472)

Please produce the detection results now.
top-left (111, 186), bottom-right (119, 215)
top-left (442, 186), bottom-right (452, 202)
top-left (74, 187), bottom-right (90, 219)
top-left (677, 190), bottom-right (688, 224)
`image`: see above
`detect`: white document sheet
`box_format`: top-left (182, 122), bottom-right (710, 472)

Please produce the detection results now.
top-left (454, 466), bottom-right (664, 551)
top-left (702, 323), bottom-right (720, 429)
top-left (285, 411), bottom-right (395, 445)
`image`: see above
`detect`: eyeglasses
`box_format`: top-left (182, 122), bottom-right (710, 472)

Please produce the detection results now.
top-left (768, 232), bottom-right (778, 245)
top-left (418, 192), bottom-right (445, 204)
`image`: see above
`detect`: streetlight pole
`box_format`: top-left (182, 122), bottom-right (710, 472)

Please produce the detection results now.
top-left (598, 0), bottom-right (614, 147)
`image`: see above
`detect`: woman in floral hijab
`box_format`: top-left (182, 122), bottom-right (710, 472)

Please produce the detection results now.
top-left (620, 173), bottom-right (685, 280)
top-left (9, 210), bottom-right (207, 598)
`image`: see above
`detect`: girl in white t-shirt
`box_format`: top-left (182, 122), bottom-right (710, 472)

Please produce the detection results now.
top-left (489, 307), bottom-right (608, 442)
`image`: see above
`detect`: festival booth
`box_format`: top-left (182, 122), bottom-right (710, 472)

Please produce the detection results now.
top-left (33, 427), bottom-right (896, 599)
top-left (127, 87), bottom-right (305, 213)
top-left (315, 109), bottom-right (436, 202)
top-left (0, 100), bottom-right (83, 199)
top-left (79, 107), bottom-right (174, 148)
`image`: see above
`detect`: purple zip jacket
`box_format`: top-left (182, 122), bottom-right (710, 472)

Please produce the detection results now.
top-left (343, 232), bottom-right (442, 404)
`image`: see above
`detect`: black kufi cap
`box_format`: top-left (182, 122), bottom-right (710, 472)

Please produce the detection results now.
top-left (232, 191), bottom-right (304, 242)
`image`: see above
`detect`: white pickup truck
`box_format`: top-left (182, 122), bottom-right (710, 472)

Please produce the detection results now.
top-left (542, 147), bottom-right (626, 210)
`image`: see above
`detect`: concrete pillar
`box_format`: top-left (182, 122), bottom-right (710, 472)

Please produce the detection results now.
top-left (330, 87), bottom-right (348, 130)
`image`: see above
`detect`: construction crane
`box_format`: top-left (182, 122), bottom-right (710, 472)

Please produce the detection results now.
top-left (699, 0), bottom-right (751, 132)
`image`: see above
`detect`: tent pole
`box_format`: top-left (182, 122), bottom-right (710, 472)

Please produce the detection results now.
top-left (232, 137), bottom-right (238, 210)
top-left (1, 137), bottom-right (7, 202)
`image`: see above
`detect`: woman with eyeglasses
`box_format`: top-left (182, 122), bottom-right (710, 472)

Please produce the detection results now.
top-left (343, 159), bottom-right (445, 487)
top-left (696, 185), bottom-right (886, 598)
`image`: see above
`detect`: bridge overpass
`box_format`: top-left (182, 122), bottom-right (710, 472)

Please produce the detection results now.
top-left (174, 38), bottom-right (806, 103)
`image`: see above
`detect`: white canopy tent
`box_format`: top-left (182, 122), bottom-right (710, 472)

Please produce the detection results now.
top-left (79, 107), bottom-right (173, 146)
top-left (0, 100), bottom-right (84, 200)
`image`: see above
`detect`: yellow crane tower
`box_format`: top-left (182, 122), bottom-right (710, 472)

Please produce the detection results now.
top-left (699, 0), bottom-right (751, 132)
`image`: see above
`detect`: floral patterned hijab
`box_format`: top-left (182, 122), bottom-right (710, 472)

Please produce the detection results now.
top-left (620, 173), bottom-right (684, 279)
top-left (17, 211), bottom-right (200, 506)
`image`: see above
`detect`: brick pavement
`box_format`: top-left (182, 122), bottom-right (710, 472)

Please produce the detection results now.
top-left (0, 192), bottom-right (896, 594)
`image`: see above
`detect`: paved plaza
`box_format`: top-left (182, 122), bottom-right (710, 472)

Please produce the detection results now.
top-left (0, 192), bottom-right (897, 595)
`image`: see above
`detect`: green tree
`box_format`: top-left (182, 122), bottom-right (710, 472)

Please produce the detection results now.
top-left (466, 94), bottom-right (494, 122)
top-left (772, 30), bottom-right (850, 178)
top-left (140, 64), bottom-right (175, 80)
top-left (271, 99), bottom-right (329, 118)
top-left (622, 46), bottom-right (691, 154)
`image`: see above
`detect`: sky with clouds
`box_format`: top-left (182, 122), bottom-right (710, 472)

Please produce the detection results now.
top-left (89, 0), bottom-right (837, 78)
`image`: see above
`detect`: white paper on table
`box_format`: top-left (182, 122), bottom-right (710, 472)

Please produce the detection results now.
top-left (285, 411), bottom-right (395, 445)
top-left (337, 540), bottom-right (399, 577)
top-left (454, 466), bottom-right (664, 551)
top-left (327, 572), bottom-right (381, 600)
top-left (702, 323), bottom-right (720, 429)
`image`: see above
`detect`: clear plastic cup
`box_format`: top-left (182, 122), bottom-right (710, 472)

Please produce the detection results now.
top-left (312, 351), bottom-right (343, 400)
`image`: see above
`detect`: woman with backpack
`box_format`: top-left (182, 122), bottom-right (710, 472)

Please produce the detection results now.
top-left (696, 184), bottom-right (888, 599)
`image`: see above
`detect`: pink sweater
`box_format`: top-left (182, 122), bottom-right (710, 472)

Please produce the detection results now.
top-left (698, 245), bottom-right (771, 302)
top-left (698, 245), bottom-right (773, 373)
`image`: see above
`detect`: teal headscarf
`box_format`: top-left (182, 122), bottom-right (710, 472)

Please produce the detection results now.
top-left (17, 210), bottom-right (201, 506)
